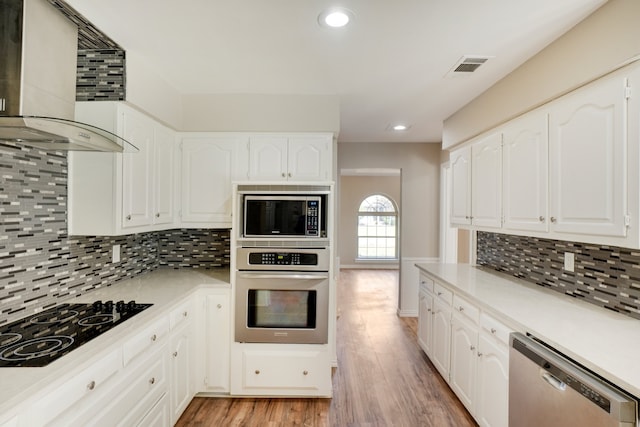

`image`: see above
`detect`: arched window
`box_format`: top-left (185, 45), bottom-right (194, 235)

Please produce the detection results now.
top-left (357, 194), bottom-right (398, 259)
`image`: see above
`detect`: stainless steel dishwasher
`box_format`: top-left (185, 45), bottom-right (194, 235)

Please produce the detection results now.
top-left (509, 333), bottom-right (638, 427)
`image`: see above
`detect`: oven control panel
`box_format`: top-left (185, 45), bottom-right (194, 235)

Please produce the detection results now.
top-left (248, 252), bottom-right (318, 266)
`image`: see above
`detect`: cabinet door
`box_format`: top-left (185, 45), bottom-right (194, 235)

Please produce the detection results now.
top-left (181, 137), bottom-right (248, 224)
top-left (287, 136), bottom-right (330, 181)
top-left (170, 326), bottom-right (192, 424)
top-left (548, 74), bottom-right (627, 237)
top-left (431, 299), bottom-right (451, 380)
top-left (450, 146), bottom-right (472, 226)
top-left (154, 125), bottom-right (175, 226)
top-left (476, 334), bottom-right (509, 427)
top-left (450, 315), bottom-right (478, 414)
top-left (204, 292), bottom-right (230, 393)
top-left (121, 109), bottom-right (154, 228)
top-left (418, 290), bottom-right (434, 356)
top-left (502, 111), bottom-right (549, 232)
top-left (471, 132), bottom-right (502, 228)
top-left (249, 136), bottom-right (288, 180)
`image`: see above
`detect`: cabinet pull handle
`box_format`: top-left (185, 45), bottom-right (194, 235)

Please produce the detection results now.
top-left (87, 380), bottom-right (96, 391)
top-left (255, 370), bottom-right (261, 375)
top-left (217, 304), bottom-right (222, 309)
top-left (149, 377), bottom-right (156, 385)
top-left (173, 351), bottom-right (178, 358)
top-left (491, 328), bottom-right (497, 334)
top-left (126, 214), bottom-right (131, 221)
top-left (550, 216), bottom-right (557, 223)
top-left (303, 370), bottom-right (309, 376)
top-left (539, 216), bottom-right (545, 222)
top-left (151, 334), bottom-right (157, 342)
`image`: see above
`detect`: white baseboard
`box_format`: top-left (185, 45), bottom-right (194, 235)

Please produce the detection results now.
top-left (397, 309), bottom-right (418, 317)
top-left (340, 264), bottom-right (399, 270)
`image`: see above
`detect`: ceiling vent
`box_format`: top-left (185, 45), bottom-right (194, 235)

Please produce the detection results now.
top-left (445, 55), bottom-right (493, 77)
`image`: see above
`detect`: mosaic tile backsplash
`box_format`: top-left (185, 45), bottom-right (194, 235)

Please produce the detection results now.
top-left (76, 49), bottom-right (126, 102)
top-left (0, 142), bottom-right (229, 326)
top-left (477, 231), bottom-right (640, 320)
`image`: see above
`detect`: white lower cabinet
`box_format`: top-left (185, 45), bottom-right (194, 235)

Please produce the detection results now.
top-left (195, 290), bottom-right (231, 394)
top-left (170, 322), bottom-right (194, 423)
top-left (230, 343), bottom-right (332, 397)
top-left (138, 393), bottom-right (171, 427)
top-left (417, 275), bottom-right (512, 427)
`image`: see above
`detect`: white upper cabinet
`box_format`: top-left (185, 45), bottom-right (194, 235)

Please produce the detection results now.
top-left (548, 73), bottom-right (627, 238)
top-left (179, 135), bottom-right (249, 227)
top-left (450, 146), bottom-right (472, 226)
top-left (69, 102), bottom-right (175, 235)
top-left (502, 110), bottom-right (549, 233)
top-left (471, 132), bottom-right (502, 229)
top-left (249, 134), bottom-right (332, 182)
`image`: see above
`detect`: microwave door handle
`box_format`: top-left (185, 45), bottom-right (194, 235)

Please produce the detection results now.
top-left (237, 272), bottom-right (329, 280)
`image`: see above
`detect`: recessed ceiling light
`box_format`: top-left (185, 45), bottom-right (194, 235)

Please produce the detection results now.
top-left (389, 124), bottom-right (411, 131)
top-left (318, 8), bottom-right (354, 28)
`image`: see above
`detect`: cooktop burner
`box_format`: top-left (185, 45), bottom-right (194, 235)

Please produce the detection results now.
top-left (0, 301), bottom-right (152, 367)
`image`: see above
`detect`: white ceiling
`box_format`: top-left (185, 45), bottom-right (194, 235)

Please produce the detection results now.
top-left (65, 0), bottom-right (607, 143)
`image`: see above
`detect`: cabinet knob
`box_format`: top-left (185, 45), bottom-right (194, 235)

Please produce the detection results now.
top-left (217, 304), bottom-right (222, 309)
top-left (126, 215), bottom-right (132, 221)
top-left (173, 351), bottom-right (178, 358)
top-left (303, 370), bottom-right (309, 376)
top-left (550, 216), bottom-right (557, 223)
top-left (87, 380), bottom-right (96, 391)
top-left (183, 311), bottom-right (188, 317)
top-left (437, 292), bottom-right (443, 296)
top-left (281, 173), bottom-right (286, 178)
top-left (255, 370), bottom-right (260, 375)
top-left (149, 377), bottom-right (156, 385)
top-left (539, 216), bottom-right (545, 222)
top-left (427, 308), bottom-right (431, 312)
top-left (491, 328), bottom-right (497, 334)
top-left (151, 334), bottom-right (157, 342)
top-left (470, 345), bottom-right (476, 351)
top-left (458, 306), bottom-right (464, 312)
top-left (156, 213), bottom-right (160, 218)
top-left (477, 352), bottom-right (483, 357)
top-left (288, 172), bottom-right (292, 178)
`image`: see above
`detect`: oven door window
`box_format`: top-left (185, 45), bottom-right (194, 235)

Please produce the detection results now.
top-left (247, 289), bottom-right (317, 328)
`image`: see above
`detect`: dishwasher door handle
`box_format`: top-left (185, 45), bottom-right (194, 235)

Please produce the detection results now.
top-left (541, 370), bottom-right (567, 391)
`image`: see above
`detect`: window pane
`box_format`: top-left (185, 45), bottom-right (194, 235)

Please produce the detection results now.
top-left (357, 195), bottom-right (398, 260)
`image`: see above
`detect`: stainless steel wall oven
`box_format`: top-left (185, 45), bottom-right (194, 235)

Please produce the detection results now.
top-left (235, 247), bottom-right (329, 344)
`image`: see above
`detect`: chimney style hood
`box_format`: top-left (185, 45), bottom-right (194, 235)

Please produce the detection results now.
top-left (0, 0), bottom-right (134, 152)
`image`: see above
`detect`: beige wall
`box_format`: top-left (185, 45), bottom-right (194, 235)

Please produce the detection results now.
top-left (339, 175), bottom-right (401, 266)
top-left (338, 143), bottom-right (441, 259)
top-left (443, 0), bottom-right (640, 148)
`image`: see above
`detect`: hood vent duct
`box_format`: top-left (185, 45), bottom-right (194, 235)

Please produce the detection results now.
top-left (0, 0), bottom-right (135, 152)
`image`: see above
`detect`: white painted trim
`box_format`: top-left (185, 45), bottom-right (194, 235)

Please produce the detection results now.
top-left (340, 264), bottom-right (399, 270)
top-left (397, 309), bottom-right (418, 317)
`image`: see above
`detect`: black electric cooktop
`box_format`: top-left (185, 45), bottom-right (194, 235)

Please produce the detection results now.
top-left (0, 300), bottom-right (152, 367)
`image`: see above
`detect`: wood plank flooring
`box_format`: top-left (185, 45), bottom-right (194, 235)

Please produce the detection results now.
top-left (175, 269), bottom-right (477, 427)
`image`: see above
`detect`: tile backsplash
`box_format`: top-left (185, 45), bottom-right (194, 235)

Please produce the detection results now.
top-left (477, 231), bottom-right (640, 320)
top-left (0, 142), bottom-right (229, 326)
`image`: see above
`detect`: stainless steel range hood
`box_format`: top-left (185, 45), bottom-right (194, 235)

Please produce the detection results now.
top-left (0, 0), bottom-right (134, 152)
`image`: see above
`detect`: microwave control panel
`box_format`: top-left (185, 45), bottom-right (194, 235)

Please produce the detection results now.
top-left (248, 252), bottom-right (318, 266)
top-left (305, 200), bottom-right (319, 236)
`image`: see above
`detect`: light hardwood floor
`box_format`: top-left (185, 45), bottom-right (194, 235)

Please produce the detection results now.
top-left (176, 269), bottom-right (477, 427)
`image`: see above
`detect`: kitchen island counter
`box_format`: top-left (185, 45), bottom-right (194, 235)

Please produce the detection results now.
top-left (0, 267), bottom-right (230, 424)
top-left (415, 263), bottom-right (640, 398)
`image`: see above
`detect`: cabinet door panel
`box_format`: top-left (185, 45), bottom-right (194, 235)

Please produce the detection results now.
top-left (450, 316), bottom-right (478, 413)
top-left (205, 293), bottom-right (230, 393)
top-left (171, 329), bottom-right (191, 424)
top-left (431, 299), bottom-right (451, 379)
top-left (477, 335), bottom-right (509, 427)
top-left (418, 290), bottom-right (434, 356)
top-left (122, 110), bottom-right (154, 228)
top-left (502, 112), bottom-right (548, 232)
top-left (249, 137), bottom-right (288, 180)
top-left (549, 75), bottom-right (626, 237)
top-left (154, 125), bottom-right (175, 225)
top-left (287, 137), bottom-right (330, 181)
top-left (450, 146), bottom-right (471, 226)
top-left (471, 132), bottom-right (502, 228)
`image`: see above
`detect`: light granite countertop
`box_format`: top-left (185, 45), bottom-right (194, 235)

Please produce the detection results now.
top-left (415, 262), bottom-right (640, 398)
top-left (0, 267), bottom-right (230, 422)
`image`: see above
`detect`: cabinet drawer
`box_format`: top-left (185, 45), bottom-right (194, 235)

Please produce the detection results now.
top-left (480, 312), bottom-right (512, 345)
top-left (29, 348), bottom-right (121, 425)
top-left (419, 274), bottom-right (434, 293)
top-left (453, 295), bottom-right (479, 324)
top-left (170, 299), bottom-right (194, 330)
top-left (434, 282), bottom-right (453, 305)
top-left (123, 316), bottom-right (170, 366)
top-left (243, 350), bottom-right (326, 392)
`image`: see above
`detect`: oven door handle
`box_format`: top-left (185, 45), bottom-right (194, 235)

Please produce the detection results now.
top-left (237, 272), bottom-right (329, 280)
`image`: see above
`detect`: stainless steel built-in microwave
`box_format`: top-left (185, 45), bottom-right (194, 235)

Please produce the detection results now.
top-left (243, 195), bottom-right (324, 238)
